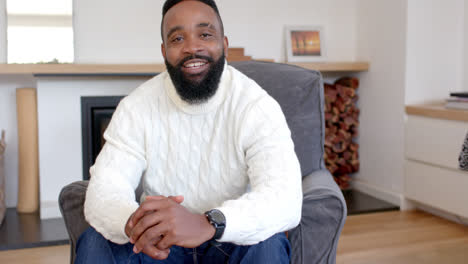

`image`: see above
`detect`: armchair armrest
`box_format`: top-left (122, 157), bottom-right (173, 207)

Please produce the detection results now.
top-left (59, 180), bottom-right (89, 264)
top-left (289, 169), bottom-right (347, 264)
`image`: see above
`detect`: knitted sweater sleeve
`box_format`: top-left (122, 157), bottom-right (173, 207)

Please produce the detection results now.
top-left (84, 99), bottom-right (147, 244)
top-left (216, 96), bottom-right (303, 245)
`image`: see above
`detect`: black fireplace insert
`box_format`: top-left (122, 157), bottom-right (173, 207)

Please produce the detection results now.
top-left (81, 96), bottom-right (125, 180)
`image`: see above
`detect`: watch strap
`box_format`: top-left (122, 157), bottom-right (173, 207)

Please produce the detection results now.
top-left (205, 209), bottom-right (226, 240)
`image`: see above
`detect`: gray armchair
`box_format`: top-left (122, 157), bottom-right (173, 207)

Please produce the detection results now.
top-left (59, 60), bottom-right (347, 264)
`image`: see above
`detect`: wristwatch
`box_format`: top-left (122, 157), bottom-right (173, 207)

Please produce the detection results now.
top-left (205, 209), bottom-right (226, 240)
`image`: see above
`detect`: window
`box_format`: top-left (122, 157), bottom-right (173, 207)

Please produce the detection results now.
top-left (6, 0), bottom-right (73, 63)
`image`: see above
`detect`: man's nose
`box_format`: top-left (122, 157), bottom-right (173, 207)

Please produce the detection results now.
top-left (182, 36), bottom-right (203, 54)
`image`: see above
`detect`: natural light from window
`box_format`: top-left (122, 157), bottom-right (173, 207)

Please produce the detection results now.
top-left (6, 0), bottom-right (74, 64)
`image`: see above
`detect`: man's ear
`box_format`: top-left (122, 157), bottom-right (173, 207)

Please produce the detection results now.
top-left (161, 43), bottom-right (166, 60)
top-left (223, 36), bottom-right (229, 58)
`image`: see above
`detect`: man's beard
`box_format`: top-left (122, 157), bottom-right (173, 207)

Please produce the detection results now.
top-left (165, 53), bottom-right (225, 104)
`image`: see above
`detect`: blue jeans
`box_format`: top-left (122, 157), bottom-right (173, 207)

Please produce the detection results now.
top-left (75, 227), bottom-right (291, 263)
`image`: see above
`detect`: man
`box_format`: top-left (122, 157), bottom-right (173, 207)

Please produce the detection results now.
top-left (76, 0), bottom-right (302, 263)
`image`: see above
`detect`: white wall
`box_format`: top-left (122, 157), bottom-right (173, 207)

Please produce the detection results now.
top-left (0, 76), bottom-right (36, 208)
top-left (73, 0), bottom-right (162, 63)
top-left (465, 0), bottom-right (468, 91)
top-left (218, 0), bottom-right (356, 62)
top-left (405, 0), bottom-right (465, 103)
top-left (0, 0), bottom-right (6, 62)
top-left (74, 0), bottom-right (357, 63)
top-left (353, 0), bottom-right (408, 205)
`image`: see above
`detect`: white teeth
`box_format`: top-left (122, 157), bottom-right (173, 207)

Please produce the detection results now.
top-left (186, 62), bottom-right (206, 68)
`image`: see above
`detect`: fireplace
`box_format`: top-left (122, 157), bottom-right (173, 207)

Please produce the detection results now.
top-left (81, 96), bottom-right (125, 180)
top-left (35, 76), bottom-right (147, 219)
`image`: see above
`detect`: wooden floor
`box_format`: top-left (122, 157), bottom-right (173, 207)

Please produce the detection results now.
top-left (337, 210), bottom-right (468, 264)
top-left (0, 244), bottom-right (69, 263)
top-left (1, 210), bottom-right (467, 263)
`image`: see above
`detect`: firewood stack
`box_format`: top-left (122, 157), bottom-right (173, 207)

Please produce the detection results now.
top-left (324, 77), bottom-right (360, 190)
top-left (0, 130), bottom-right (6, 225)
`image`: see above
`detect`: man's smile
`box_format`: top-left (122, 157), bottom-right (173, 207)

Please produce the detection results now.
top-left (182, 59), bottom-right (210, 76)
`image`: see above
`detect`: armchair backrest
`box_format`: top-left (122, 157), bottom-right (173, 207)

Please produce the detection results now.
top-left (231, 61), bottom-right (326, 177)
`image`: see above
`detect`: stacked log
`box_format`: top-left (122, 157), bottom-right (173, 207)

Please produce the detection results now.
top-left (324, 77), bottom-right (360, 190)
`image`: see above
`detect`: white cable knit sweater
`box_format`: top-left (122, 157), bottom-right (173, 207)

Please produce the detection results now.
top-left (84, 64), bottom-right (302, 245)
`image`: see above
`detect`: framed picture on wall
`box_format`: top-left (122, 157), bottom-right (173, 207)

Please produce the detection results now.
top-left (285, 26), bottom-right (326, 62)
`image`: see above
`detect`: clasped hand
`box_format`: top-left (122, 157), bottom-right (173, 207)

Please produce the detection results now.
top-left (124, 195), bottom-right (215, 260)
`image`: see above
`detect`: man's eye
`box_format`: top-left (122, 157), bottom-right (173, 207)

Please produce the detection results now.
top-left (201, 33), bottom-right (212, 38)
top-left (171, 36), bottom-right (183, 43)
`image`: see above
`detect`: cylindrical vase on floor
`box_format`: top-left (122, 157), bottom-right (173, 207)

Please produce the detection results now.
top-left (16, 88), bottom-right (39, 213)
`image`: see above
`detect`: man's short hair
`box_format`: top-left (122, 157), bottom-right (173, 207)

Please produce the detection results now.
top-left (161, 0), bottom-right (224, 41)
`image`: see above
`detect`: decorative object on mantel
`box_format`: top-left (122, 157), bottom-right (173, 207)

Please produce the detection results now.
top-left (0, 130), bottom-right (6, 225)
top-left (285, 25), bottom-right (325, 62)
top-left (227, 47), bottom-right (253, 62)
top-left (445, 92), bottom-right (468, 110)
top-left (324, 77), bottom-right (360, 190)
top-left (16, 88), bottom-right (40, 213)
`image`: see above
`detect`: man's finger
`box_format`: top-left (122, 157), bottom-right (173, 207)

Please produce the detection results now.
top-left (129, 196), bottom-right (166, 228)
top-left (142, 245), bottom-right (170, 261)
top-left (141, 232), bottom-right (171, 261)
top-left (145, 195), bottom-right (168, 201)
top-left (130, 211), bottom-right (165, 244)
top-left (168, 195), bottom-right (184, 204)
top-left (130, 199), bottom-right (172, 229)
top-left (155, 231), bottom-right (177, 251)
top-left (133, 221), bottom-right (171, 254)
top-left (146, 195), bottom-right (184, 204)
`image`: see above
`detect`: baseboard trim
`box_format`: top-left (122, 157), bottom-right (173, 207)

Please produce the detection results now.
top-left (40, 200), bottom-right (61, 219)
top-left (408, 199), bottom-right (468, 226)
top-left (352, 180), bottom-right (402, 207)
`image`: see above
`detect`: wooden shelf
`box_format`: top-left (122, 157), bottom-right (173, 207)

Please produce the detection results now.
top-left (406, 102), bottom-right (468, 122)
top-left (0, 61), bottom-right (369, 75)
top-left (0, 64), bottom-right (166, 75)
top-left (286, 61), bottom-right (369, 72)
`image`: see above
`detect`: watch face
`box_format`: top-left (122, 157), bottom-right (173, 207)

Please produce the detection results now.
top-left (208, 209), bottom-right (225, 225)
